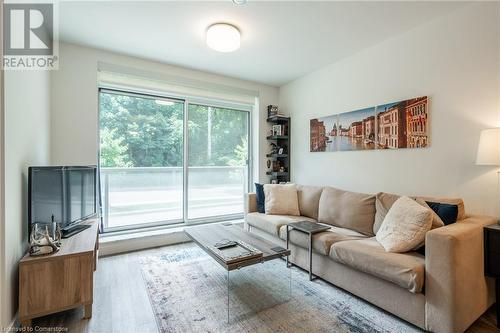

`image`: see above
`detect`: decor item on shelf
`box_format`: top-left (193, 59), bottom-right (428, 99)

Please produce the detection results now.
top-left (476, 128), bottom-right (500, 225)
top-left (271, 179), bottom-right (278, 184)
top-left (29, 221), bottom-right (62, 256)
top-left (310, 96), bottom-right (428, 152)
top-left (272, 124), bottom-right (282, 136)
top-left (272, 160), bottom-right (283, 172)
top-left (266, 160), bottom-right (271, 170)
top-left (269, 142), bottom-right (278, 154)
top-left (267, 105), bottom-right (279, 118)
top-left (278, 147), bottom-right (284, 154)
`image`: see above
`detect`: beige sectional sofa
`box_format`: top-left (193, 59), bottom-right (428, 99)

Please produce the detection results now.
top-left (244, 185), bottom-right (496, 333)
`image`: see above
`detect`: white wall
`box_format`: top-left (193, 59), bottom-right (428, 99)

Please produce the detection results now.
top-left (50, 43), bottom-right (279, 183)
top-left (1, 70), bottom-right (50, 327)
top-left (279, 2), bottom-right (500, 216)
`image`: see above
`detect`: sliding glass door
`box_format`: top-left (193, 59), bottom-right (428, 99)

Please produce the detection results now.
top-left (187, 104), bottom-right (249, 220)
top-left (99, 89), bottom-right (184, 231)
top-left (99, 89), bottom-right (250, 231)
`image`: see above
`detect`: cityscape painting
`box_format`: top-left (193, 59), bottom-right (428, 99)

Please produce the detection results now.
top-left (310, 96), bottom-right (428, 152)
top-left (338, 107), bottom-right (376, 151)
top-left (310, 114), bottom-right (338, 152)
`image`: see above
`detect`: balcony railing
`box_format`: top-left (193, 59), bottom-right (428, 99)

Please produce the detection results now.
top-left (100, 166), bottom-right (248, 231)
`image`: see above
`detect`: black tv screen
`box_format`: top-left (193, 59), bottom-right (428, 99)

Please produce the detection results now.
top-left (28, 166), bottom-right (97, 230)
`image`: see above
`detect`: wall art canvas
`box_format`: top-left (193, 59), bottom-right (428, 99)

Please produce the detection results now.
top-left (310, 96), bottom-right (428, 152)
top-left (310, 114), bottom-right (338, 152)
top-left (338, 107), bottom-right (376, 151)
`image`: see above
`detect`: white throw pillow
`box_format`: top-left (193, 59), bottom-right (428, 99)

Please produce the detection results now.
top-left (376, 196), bottom-right (433, 253)
top-left (264, 184), bottom-right (300, 216)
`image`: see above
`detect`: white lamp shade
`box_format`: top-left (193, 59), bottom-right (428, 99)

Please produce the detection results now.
top-left (476, 128), bottom-right (500, 165)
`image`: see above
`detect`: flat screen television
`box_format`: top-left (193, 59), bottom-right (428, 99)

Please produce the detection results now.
top-left (28, 166), bottom-right (98, 234)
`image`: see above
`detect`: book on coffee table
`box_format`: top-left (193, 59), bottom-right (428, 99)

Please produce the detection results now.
top-left (209, 240), bottom-right (263, 265)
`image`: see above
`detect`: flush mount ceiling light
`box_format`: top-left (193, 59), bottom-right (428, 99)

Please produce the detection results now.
top-left (232, 0), bottom-right (247, 4)
top-left (206, 23), bottom-right (241, 52)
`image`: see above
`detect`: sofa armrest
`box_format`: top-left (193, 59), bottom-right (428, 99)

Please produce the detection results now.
top-left (245, 193), bottom-right (258, 215)
top-left (425, 215), bottom-right (496, 333)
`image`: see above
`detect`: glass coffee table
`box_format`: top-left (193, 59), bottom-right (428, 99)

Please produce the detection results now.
top-left (185, 224), bottom-right (292, 322)
top-left (286, 221), bottom-right (331, 281)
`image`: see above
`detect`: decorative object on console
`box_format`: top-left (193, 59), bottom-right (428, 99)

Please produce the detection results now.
top-left (310, 96), bottom-right (428, 152)
top-left (29, 221), bottom-right (61, 256)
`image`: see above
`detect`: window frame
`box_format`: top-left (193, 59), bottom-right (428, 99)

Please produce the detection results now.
top-left (98, 86), bottom-right (253, 233)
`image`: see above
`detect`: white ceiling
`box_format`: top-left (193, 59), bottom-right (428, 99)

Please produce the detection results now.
top-left (59, 1), bottom-right (466, 86)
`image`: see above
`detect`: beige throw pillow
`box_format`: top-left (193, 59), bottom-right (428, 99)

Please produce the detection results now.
top-left (318, 187), bottom-right (376, 236)
top-left (376, 196), bottom-right (433, 253)
top-left (264, 184), bottom-right (300, 216)
top-left (296, 185), bottom-right (324, 220)
top-left (374, 192), bottom-right (444, 234)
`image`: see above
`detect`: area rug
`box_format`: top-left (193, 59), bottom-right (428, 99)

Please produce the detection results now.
top-left (140, 243), bottom-right (423, 333)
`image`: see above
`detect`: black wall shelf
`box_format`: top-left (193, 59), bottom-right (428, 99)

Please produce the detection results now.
top-left (266, 135), bottom-right (289, 140)
top-left (266, 112), bottom-right (290, 184)
top-left (266, 154), bottom-right (288, 158)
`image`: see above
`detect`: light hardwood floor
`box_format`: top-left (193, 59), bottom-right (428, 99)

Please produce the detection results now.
top-left (34, 244), bottom-right (498, 333)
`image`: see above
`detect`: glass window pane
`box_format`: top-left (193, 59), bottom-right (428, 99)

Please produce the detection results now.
top-left (187, 104), bottom-right (249, 220)
top-left (99, 91), bottom-right (184, 230)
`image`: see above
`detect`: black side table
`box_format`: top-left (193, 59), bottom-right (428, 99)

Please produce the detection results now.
top-left (286, 221), bottom-right (331, 281)
top-left (484, 223), bottom-right (500, 328)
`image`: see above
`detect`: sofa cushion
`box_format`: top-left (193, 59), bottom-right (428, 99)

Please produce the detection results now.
top-left (264, 184), bottom-right (300, 216)
top-left (255, 183), bottom-right (265, 213)
top-left (416, 196), bottom-right (465, 220)
top-left (425, 201), bottom-right (459, 225)
top-left (374, 193), bottom-right (444, 234)
top-left (297, 185), bottom-right (323, 220)
top-left (374, 192), bottom-right (400, 234)
top-left (318, 187), bottom-right (376, 236)
top-left (329, 238), bottom-right (425, 293)
top-left (278, 225), bottom-right (367, 255)
top-left (376, 196), bottom-right (433, 253)
top-left (245, 212), bottom-right (315, 236)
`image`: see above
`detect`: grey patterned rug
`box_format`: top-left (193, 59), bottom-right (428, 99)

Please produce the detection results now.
top-left (140, 243), bottom-right (423, 333)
